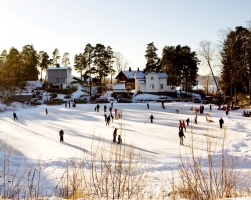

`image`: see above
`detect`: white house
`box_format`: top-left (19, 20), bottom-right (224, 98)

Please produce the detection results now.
top-left (134, 71), bottom-right (176, 94)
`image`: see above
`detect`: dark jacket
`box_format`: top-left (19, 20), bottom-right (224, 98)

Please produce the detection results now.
top-left (59, 130), bottom-right (64, 137)
top-left (179, 130), bottom-right (184, 137)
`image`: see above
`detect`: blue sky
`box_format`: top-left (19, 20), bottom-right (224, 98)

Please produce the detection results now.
top-left (0, 0), bottom-right (250, 75)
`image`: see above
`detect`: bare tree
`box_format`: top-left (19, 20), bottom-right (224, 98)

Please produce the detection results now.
top-left (114, 52), bottom-right (128, 73)
top-left (199, 40), bottom-right (222, 99)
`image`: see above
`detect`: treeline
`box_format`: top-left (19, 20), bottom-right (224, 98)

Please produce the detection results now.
top-left (1, 25), bottom-right (250, 99)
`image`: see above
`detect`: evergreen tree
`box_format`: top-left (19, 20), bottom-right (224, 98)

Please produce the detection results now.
top-left (52, 48), bottom-right (61, 67)
top-left (61, 52), bottom-right (70, 66)
top-left (84, 44), bottom-right (95, 96)
top-left (144, 42), bottom-right (161, 72)
top-left (74, 53), bottom-right (88, 81)
top-left (38, 51), bottom-right (52, 81)
top-left (20, 44), bottom-right (39, 81)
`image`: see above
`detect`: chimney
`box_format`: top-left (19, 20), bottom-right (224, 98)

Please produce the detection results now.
top-left (129, 67), bottom-right (131, 71)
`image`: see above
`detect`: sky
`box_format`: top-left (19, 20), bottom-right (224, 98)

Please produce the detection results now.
top-left (0, 0), bottom-right (250, 76)
top-left (0, 83), bottom-right (251, 198)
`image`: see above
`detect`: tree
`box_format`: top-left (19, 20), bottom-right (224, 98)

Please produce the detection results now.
top-left (114, 52), bottom-right (128, 73)
top-left (199, 40), bottom-right (222, 99)
top-left (161, 45), bottom-right (199, 93)
top-left (220, 26), bottom-right (251, 101)
top-left (38, 51), bottom-right (52, 81)
top-left (144, 42), bottom-right (161, 72)
top-left (20, 44), bottom-right (39, 81)
top-left (83, 44), bottom-right (95, 96)
top-left (52, 48), bottom-right (61, 67)
top-left (93, 44), bottom-right (111, 95)
top-left (61, 52), bottom-right (70, 67)
top-left (106, 46), bottom-right (115, 84)
top-left (74, 53), bottom-right (88, 81)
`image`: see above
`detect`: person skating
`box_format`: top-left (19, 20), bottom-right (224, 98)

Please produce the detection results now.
top-left (109, 106), bottom-right (112, 115)
top-left (59, 130), bottom-right (64, 143)
top-left (104, 105), bottom-right (107, 112)
top-left (147, 103), bottom-right (149, 109)
top-left (113, 128), bottom-right (117, 143)
top-left (117, 135), bottom-right (122, 144)
top-left (182, 120), bottom-right (186, 131)
top-left (45, 108), bottom-right (48, 115)
top-left (106, 115), bottom-right (111, 126)
top-left (13, 112), bottom-right (18, 121)
top-left (219, 117), bottom-right (224, 129)
top-left (210, 104), bottom-right (212, 110)
top-left (194, 115), bottom-right (197, 124)
top-left (179, 120), bottom-right (183, 130)
top-left (179, 129), bottom-right (185, 145)
top-left (186, 118), bottom-right (190, 126)
top-left (149, 114), bottom-right (155, 123)
top-left (114, 108), bottom-right (118, 117)
top-left (104, 114), bottom-right (107, 122)
top-left (96, 104), bottom-right (100, 112)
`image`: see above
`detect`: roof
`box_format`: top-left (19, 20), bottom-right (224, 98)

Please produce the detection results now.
top-left (47, 67), bottom-right (72, 71)
top-left (145, 72), bottom-right (167, 78)
top-left (134, 71), bottom-right (146, 79)
top-left (121, 70), bottom-right (137, 79)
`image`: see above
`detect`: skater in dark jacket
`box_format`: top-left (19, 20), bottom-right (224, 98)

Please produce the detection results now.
top-left (117, 135), bottom-right (122, 144)
top-left (104, 105), bottom-right (107, 112)
top-left (106, 115), bottom-right (111, 126)
top-left (96, 104), bottom-right (100, 112)
top-left (149, 114), bottom-right (155, 123)
top-left (147, 103), bottom-right (149, 109)
top-left (104, 114), bottom-right (107, 122)
top-left (219, 117), bottom-right (224, 129)
top-left (59, 130), bottom-right (64, 143)
top-left (113, 128), bottom-right (117, 143)
top-left (45, 108), bottom-right (48, 115)
top-left (13, 112), bottom-right (18, 121)
top-left (186, 118), bottom-right (190, 126)
top-left (179, 129), bottom-right (185, 145)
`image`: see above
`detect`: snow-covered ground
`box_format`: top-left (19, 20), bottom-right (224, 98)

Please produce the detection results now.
top-left (0, 90), bottom-right (251, 199)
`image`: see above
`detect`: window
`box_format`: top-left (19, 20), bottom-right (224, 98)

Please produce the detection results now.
top-left (160, 84), bottom-right (163, 89)
top-left (151, 76), bottom-right (154, 80)
top-left (59, 70), bottom-right (62, 74)
top-left (150, 84), bottom-right (154, 90)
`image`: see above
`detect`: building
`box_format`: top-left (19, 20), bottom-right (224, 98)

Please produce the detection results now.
top-left (46, 67), bottom-right (72, 89)
top-left (115, 68), bottom-right (176, 96)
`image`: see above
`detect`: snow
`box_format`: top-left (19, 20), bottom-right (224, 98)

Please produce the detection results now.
top-left (0, 89), bottom-right (251, 199)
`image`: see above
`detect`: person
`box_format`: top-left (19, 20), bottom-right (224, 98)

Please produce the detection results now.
top-left (68, 100), bottom-right (71, 107)
top-left (104, 113), bottom-right (107, 122)
top-left (179, 129), bottom-right (185, 145)
top-left (117, 135), bottom-right (122, 144)
top-left (194, 115), bottom-right (197, 124)
top-left (114, 108), bottom-right (118, 117)
top-left (202, 105), bottom-right (204, 114)
top-left (147, 103), bottom-right (149, 109)
top-left (65, 102), bottom-right (67, 108)
top-left (111, 114), bottom-right (114, 122)
top-left (113, 128), bottom-right (117, 143)
top-left (111, 102), bottom-right (113, 107)
top-left (182, 120), bottom-right (186, 131)
top-left (162, 101), bottom-right (165, 109)
top-left (59, 130), bottom-right (64, 143)
top-left (226, 104), bottom-right (230, 115)
top-left (13, 112), bottom-right (18, 121)
top-left (179, 120), bottom-right (183, 130)
top-left (104, 105), bottom-right (107, 112)
top-left (96, 104), bottom-right (100, 112)
top-left (106, 115), bottom-right (111, 126)
top-left (186, 118), bottom-right (190, 126)
top-left (45, 108), bottom-right (48, 115)
top-left (210, 104), bottom-right (212, 110)
top-left (109, 106), bottom-right (112, 115)
top-left (149, 114), bottom-right (155, 123)
top-left (219, 117), bottom-right (224, 129)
